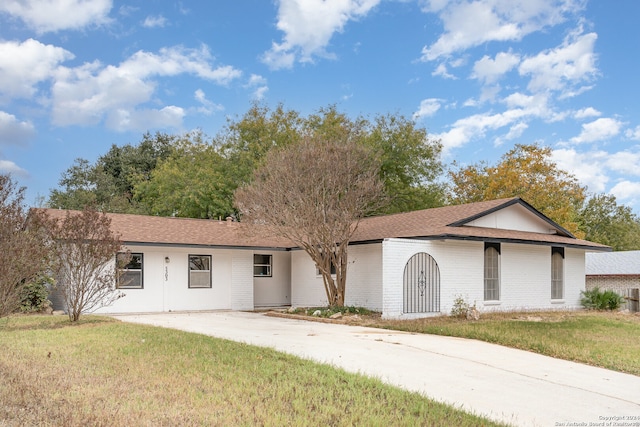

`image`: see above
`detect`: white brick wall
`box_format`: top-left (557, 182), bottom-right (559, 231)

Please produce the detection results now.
top-left (382, 238), bottom-right (483, 318)
top-left (94, 246), bottom-right (237, 314)
top-left (231, 250), bottom-right (254, 311)
top-left (290, 244), bottom-right (383, 309)
top-left (343, 244), bottom-right (383, 309)
top-left (381, 238), bottom-right (587, 319)
top-left (291, 250), bottom-right (328, 307)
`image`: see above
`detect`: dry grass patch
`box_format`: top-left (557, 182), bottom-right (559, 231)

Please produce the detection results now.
top-left (0, 315), bottom-right (501, 427)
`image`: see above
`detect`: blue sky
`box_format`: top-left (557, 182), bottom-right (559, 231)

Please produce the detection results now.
top-left (1, 0), bottom-right (639, 212)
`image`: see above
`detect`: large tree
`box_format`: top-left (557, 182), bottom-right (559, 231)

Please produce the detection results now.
top-left (0, 174), bottom-right (51, 317)
top-left (578, 193), bottom-right (640, 251)
top-left (47, 208), bottom-right (127, 321)
top-left (48, 132), bottom-right (175, 212)
top-left (222, 103), bottom-right (444, 215)
top-left (134, 136), bottom-right (236, 219)
top-left (449, 144), bottom-right (587, 237)
top-left (235, 136), bottom-right (386, 307)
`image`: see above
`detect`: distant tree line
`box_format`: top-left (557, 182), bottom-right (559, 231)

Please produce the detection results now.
top-left (46, 103), bottom-right (640, 251)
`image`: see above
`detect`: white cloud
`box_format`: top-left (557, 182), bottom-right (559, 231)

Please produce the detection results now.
top-left (610, 180), bottom-right (640, 206)
top-left (105, 106), bottom-right (185, 132)
top-left (0, 111), bottom-right (36, 148)
top-left (262, 0), bottom-right (380, 70)
top-left (435, 92), bottom-right (555, 152)
top-left (570, 117), bottom-right (622, 144)
top-left (551, 148), bottom-right (609, 193)
top-left (519, 29), bottom-right (598, 96)
top-left (0, 159), bottom-right (28, 176)
top-left (0, 39), bottom-right (74, 100)
top-left (573, 107), bottom-right (601, 119)
top-left (142, 15), bottom-right (168, 28)
top-left (50, 45), bottom-right (241, 129)
top-left (413, 98), bottom-right (441, 120)
top-left (435, 108), bottom-right (528, 152)
top-left (625, 125), bottom-right (640, 141)
top-left (472, 51), bottom-right (520, 84)
top-left (605, 150), bottom-right (640, 177)
top-left (194, 89), bottom-right (223, 115)
top-left (420, 0), bottom-right (582, 61)
top-left (244, 74), bottom-right (269, 100)
top-left (432, 63), bottom-right (456, 79)
top-left (0, 0), bottom-right (112, 33)
top-left (495, 122), bottom-right (528, 146)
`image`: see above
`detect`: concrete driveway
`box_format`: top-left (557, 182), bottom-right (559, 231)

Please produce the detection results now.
top-left (114, 311), bottom-right (640, 427)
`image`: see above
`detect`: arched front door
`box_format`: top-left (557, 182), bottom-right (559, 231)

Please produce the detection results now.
top-left (403, 252), bottom-right (440, 314)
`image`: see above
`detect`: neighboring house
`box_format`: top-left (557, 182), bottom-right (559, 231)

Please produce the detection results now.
top-left (41, 197), bottom-right (610, 319)
top-left (586, 251), bottom-right (640, 312)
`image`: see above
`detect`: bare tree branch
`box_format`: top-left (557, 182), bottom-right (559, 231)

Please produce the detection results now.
top-left (46, 208), bottom-right (127, 321)
top-left (235, 136), bottom-right (386, 306)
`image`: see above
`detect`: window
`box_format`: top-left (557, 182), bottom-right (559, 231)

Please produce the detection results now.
top-left (189, 255), bottom-right (211, 288)
top-left (253, 254), bottom-right (272, 277)
top-left (316, 261), bottom-right (337, 276)
top-left (484, 243), bottom-right (500, 301)
top-left (551, 247), bottom-right (564, 300)
top-left (117, 252), bottom-right (143, 289)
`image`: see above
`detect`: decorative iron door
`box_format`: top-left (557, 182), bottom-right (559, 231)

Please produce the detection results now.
top-left (403, 252), bottom-right (440, 313)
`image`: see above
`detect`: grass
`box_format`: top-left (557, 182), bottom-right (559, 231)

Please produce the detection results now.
top-left (0, 315), bottom-right (501, 427)
top-left (356, 310), bottom-right (640, 376)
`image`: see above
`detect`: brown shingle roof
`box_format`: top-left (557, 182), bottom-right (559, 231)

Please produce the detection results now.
top-left (353, 198), bottom-right (609, 250)
top-left (38, 209), bottom-right (294, 249)
top-left (37, 197), bottom-right (610, 251)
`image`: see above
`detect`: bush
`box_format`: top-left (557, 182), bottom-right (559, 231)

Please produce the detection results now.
top-left (450, 295), bottom-right (470, 318)
top-left (19, 276), bottom-right (53, 313)
top-left (580, 287), bottom-right (625, 311)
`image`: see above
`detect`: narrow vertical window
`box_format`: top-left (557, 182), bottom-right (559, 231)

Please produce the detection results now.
top-left (484, 243), bottom-right (500, 301)
top-left (253, 254), bottom-right (272, 277)
top-left (117, 252), bottom-right (143, 289)
top-left (551, 247), bottom-right (564, 299)
top-left (189, 255), bottom-right (212, 288)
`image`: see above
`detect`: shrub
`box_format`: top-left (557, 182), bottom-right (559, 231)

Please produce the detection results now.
top-left (450, 295), bottom-right (470, 318)
top-left (19, 276), bottom-right (53, 313)
top-left (450, 295), bottom-right (479, 320)
top-left (580, 287), bottom-right (625, 311)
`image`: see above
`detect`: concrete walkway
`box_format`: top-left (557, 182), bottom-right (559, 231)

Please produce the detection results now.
top-left (114, 311), bottom-right (640, 427)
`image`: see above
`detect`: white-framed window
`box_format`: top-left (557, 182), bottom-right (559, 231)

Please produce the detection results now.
top-left (551, 247), bottom-right (564, 300)
top-left (484, 243), bottom-right (500, 301)
top-left (316, 261), bottom-right (337, 276)
top-left (117, 252), bottom-right (143, 289)
top-left (253, 254), bottom-right (272, 277)
top-left (189, 255), bottom-right (212, 288)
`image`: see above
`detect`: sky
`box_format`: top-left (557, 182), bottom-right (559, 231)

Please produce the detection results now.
top-left (1, 0), bottom-right (639, 212)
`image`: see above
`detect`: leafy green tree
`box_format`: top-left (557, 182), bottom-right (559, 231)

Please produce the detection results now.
top-left (362, 114), bottom-right (444, 213)
top-left (449, 144), bottom-right (587, 237)
top-left (48, 132), bottom-right (175, 212)
top-left (50, 104), bottom-right (445, 218)
top-left (135, 136), bottom-right (236, 219)
top-left (578, 193), bottom-right (640, 251)
top-left (218, 103), bottom-right (303, 187)
top-left (221, 103), bottom-right (444, 214)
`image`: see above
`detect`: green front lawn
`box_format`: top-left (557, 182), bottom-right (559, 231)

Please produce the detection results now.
top-left (0, 315), bottom-right (501, 427)
top-left (370, 310), bottom-right (640, 376)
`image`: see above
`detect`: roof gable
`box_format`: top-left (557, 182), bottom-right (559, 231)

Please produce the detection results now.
top-left (449, 198), bottom-right (574, 238)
